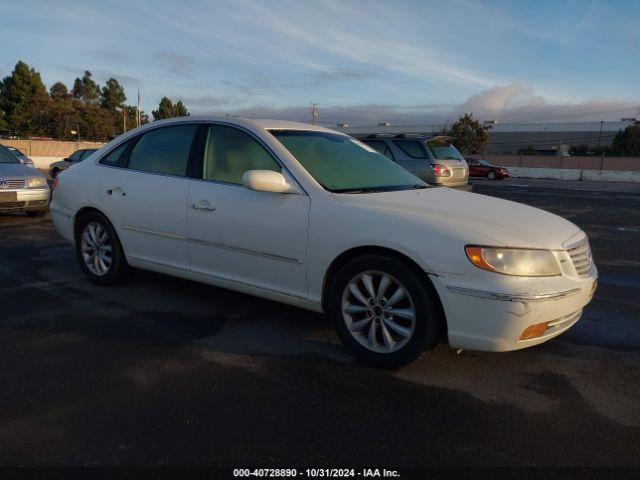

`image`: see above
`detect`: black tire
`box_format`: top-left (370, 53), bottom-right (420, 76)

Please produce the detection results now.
top-left (25, 210), bottom-right (47, 218)
top-left (328, 254), bottom-right (444, 368)
top-left (74, 211), bottom-right (133, 286)
top-left (51, 168), bottom-right (60, 179)
top-left (487, 170), bottom-right (496, 180)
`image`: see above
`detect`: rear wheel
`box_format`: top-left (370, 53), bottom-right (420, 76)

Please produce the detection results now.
top-left (75, 211), bottom-right (132, 286)
top-left (487, 170), bottom-right (497, 180)
top-left (328, 254), bottom-right (444, 368)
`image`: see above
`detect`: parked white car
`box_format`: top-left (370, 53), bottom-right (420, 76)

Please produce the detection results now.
top-left (50, 117), bottom-right (597, 366)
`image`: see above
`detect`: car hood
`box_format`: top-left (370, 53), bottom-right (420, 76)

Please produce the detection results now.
top-left (0, 162), bottom-right (43, 179)
top-left (333, 187), bottom-right (581, 250)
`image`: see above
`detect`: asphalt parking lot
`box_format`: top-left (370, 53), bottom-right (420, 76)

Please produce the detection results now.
top-left (1, 178), bottom-right (639, 468)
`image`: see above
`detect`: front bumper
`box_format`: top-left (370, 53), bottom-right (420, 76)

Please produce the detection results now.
top-left (0, 187), bottom-right (50, 212)
top-left (431, 269), bottom-right (597, 352)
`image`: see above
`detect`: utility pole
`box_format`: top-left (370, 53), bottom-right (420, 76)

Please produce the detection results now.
top-left (310, 103), bottom-right (319, 125)
top-left (598, 120), bottom-right (604, 148)
top-left (123, 107), bottom-right (127, 133)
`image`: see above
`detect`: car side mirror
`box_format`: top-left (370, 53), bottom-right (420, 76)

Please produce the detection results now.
top-left (242, 170), bottom-right (289, 193)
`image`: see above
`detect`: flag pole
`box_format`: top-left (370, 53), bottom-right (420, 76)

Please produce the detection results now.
top-left (136, 90), bottom-right (141, 127)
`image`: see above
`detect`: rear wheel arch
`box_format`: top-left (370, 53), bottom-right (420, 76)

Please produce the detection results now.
top-left (321, 246), bottom-right (446, 325)
top-left (74, 207), bottom-right (116, 241)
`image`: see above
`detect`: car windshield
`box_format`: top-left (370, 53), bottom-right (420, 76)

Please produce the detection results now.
top-left (426, 141), bottom-right (465, 161)
top-left (270, 130), bottom-right (426, 193)
top-left (0, 146), bottom-right (19, 164)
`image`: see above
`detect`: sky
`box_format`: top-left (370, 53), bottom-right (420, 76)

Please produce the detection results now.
top-left (0, 0), bottom-right (638, 126)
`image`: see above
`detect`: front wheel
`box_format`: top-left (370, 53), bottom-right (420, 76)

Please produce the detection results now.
top-left (328, 255), bottom-right (444, 368)
top-left (75, 212), bottom-right (132, 286)
top-left (487, 170), bottom-right (497, 180)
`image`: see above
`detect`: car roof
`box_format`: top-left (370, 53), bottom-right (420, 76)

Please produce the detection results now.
top-left (356, 133), bottom-right (453, 142)
top-left (145, 116), bottom-right (337, 133)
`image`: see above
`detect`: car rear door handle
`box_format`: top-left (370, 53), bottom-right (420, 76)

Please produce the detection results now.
top-left (107, 187), bottom-right (126, 196)
top-left (191, 200), bottom-right (216, 211)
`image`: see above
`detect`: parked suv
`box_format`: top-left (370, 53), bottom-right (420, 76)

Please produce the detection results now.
top-left (358, 134), bottom-right (470, 189)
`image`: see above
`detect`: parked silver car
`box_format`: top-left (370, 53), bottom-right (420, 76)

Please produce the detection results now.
top-left (3, 145), bottom-right (35, 168)
top-left (49, 148), bottom-right (98, 178)
top-left (357, 134), bottom-right (470, 189)
top-left (0, 145), bottom-right (50, 217)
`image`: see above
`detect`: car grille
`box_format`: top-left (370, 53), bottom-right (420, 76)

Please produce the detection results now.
top-left (0, 179), bottom-right (26, 189)
top-left (452, 167), bottom-right (468, 179)
top-left (0, 201), bottom-right (26, 209)
top-left (567, 237), bottom-right (593, 277)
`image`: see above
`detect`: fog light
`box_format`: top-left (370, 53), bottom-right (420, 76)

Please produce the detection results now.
top-left (519, 322), bottom-right (549, 340)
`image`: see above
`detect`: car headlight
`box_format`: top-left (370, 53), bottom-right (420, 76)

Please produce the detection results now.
top-left (465, 246), bottom-right (561, 276)
top-left (27, 177), bottom-right (47, 188)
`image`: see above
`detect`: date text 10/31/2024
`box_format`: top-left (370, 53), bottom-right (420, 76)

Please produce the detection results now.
top-left (233, 468), bottom-right (401, 478)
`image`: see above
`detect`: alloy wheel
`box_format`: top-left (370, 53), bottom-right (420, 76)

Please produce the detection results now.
top-left (341, 270), bottom-right (416, 354)
top-left (81, 221), bottom-right (113, 276)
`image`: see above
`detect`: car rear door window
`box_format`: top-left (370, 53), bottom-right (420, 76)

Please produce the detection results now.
top-left (127, 125), bottom-right (198, 177)
top-left (68, 150), bottom-right (83, 162)
top-left (363, 140), bottom-right (395, 161)
top-left (202, 125), bottom-right (280, 184)
top-left (99, 142), bottom-right (129, 166)
top-left (393, 140), bottom-right (427, 159)
top-left (79, 149), bottom-right (95, 161)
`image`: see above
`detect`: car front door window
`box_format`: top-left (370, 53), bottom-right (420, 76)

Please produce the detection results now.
top-left (202, 125), bottom-right (281, 184)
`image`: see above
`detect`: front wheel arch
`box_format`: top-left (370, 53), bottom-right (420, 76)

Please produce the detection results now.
top-left (322, 246), bottom-right (446, 328)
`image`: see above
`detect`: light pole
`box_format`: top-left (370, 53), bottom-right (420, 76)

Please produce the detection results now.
top-left (598, 120), bottom-right (604, 148)
top-left (70, 125), bottom-right (79, 151)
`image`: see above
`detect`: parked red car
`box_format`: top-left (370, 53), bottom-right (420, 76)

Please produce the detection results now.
top-left (466, 158), bottom-right (510, 180)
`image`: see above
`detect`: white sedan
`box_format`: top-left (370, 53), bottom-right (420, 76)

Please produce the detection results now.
top-left (50, 117), bottom-right (597, 367)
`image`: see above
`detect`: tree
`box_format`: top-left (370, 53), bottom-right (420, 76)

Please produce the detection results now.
top-left (152, 96), bottom-right (190, 120)
top-left (50, 82), bottom-right (69, 101)
top-left (448, 113), bottom-right (489, 155)
top-left (610, 123), bottom-right (640, 157)
top-left (0, 61), bottom-right (51, 135)
top-left (101, 78), bottom-right (126, 110)
top-left (72, 70), bottom-right (100, 103)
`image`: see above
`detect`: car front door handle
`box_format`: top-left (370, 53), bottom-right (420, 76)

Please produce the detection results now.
top-left (191, 200), bottom-right (216, 212)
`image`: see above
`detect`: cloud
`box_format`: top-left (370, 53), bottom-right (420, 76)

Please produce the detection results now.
top-left (155, 51), bottom-right (195, 75)
top-left (307, 67), bottom-right (374, 82)
top-left (200, 82), bottom-right (638, 126)
top-left (179, 94), bottom-right (244, 110)
top-left (457, 83), bottom-right (546, 112)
